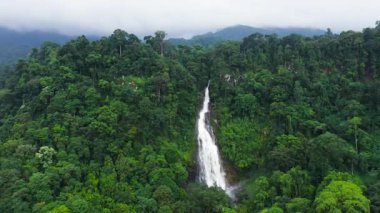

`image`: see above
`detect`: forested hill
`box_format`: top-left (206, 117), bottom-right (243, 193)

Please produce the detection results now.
top-left (0, 27), bottom-right (74, 65)
top-left (0, 27), bottom-right (81, 65)
top-left (167, 25), bottom-right (326, 46)
top-left (0, 25), bottom-right (324, 65)
top-left (0, 25), bottom-right (379, 212)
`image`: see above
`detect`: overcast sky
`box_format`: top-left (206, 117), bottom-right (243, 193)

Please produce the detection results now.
top-left (0, 0), bottom-right (379, 38)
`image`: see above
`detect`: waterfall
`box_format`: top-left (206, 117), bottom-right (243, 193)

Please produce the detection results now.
top-left (197, 83), bottom-right (230, 193)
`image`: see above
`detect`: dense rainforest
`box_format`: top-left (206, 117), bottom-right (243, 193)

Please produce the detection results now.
top-left (0, 23), bottom-right (379, 213)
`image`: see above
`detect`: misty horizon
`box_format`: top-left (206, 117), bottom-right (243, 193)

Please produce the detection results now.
top-left (0, 0), bottom-right (379, 38)
top-left (0, 24), bottom-right (332, 39)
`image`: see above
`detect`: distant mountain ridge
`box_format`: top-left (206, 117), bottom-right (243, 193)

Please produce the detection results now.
top-left (0, 27), bottom-right (74, 65)
top-left (168, 25), bottom-right (326, 46)
top-left (0, 25), bottom-right (326, 65)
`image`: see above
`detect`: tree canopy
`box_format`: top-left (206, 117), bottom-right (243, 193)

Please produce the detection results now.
top-left (0, 24), bottom-right (379, 212)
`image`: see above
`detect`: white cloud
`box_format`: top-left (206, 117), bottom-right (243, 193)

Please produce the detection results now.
top-left (0, 0), bottom-right (379, 38)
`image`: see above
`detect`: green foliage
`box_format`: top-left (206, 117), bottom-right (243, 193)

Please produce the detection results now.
top-left (1, 24), bottom-right (380, 212)
top-left (28, 172), bottom-right (54, 203)
top-left (269, 134), bottom-right (308, 170)
top-left (49, 205), bottom-right (70, 213)
top-left (308, 132), bottom-right (356, 178)
top-left (260, 206), bottom-right (284, 213)
top-left (187, 184), bottom-right (231, 213)
top-left (316, 171), bottom-right (363, 193)
top-left (314, 181), bottom-right (370, 213)
top-left (35, 146), bottom-right (56, 168)
top-left (285, 197), bottom-right (311, 213)
top-left (366, 181), bottom-right (380, 212)
top-left (219, 119), bottom-right (265, 168)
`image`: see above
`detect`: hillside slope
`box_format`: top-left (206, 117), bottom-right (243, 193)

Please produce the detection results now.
top-left (168, 25), bottom-right (326, 46)
top-left (0, 26), bottom-right (379, 212)
top-left (0, 27), bottom-right (72, 65)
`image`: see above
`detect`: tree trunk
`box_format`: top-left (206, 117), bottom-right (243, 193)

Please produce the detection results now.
top-left (354, 126), bottom-right (358, 154)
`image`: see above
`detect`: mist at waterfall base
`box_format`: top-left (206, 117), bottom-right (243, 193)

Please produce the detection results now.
top-left (196, 84), bottom-right (237, 199)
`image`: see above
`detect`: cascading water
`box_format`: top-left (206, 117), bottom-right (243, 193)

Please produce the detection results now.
top-left (197, 83), bottom-right (231, 195)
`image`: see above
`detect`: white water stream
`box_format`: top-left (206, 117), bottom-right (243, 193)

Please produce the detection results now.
top-left (197, 84), bottom-right (233, 196)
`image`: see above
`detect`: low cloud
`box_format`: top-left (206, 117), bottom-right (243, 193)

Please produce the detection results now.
top-left (0, 0), bottom-right (379, 38)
